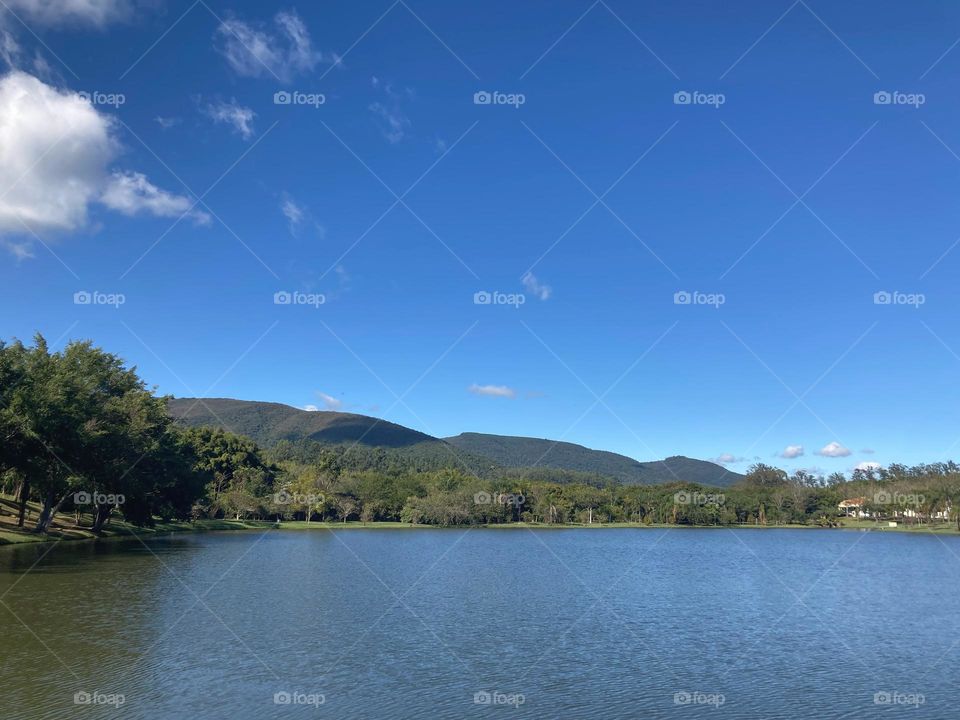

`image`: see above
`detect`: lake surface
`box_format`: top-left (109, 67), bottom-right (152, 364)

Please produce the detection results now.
top-left (0, 527), bottom-right (956, 719)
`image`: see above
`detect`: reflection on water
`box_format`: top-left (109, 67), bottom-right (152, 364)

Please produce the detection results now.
top-left (0, 528), bottom-right (957, 719)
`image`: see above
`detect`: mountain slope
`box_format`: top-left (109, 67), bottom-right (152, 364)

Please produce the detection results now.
top-left (445, 433), bottom-right (741, 487)
top-left (167, 398), bottom-right (742, 487)
top-left (167, 398), bottom-right (438, 448)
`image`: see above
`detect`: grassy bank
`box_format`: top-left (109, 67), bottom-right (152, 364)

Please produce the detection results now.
top-left (2, 494), bottom-right (958, 547)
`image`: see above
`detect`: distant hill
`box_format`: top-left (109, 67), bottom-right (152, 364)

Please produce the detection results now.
top-left (167, 398), bottom-right (437, 448)
top-left (167, 398), bottom-right (742, 487)
top-left (445, 433), bottom-right (742, 487)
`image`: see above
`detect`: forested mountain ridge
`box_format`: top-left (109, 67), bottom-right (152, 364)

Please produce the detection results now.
top-left (168, 398), bottom-right (742, 486)
top-left (446, 433), bottom-right (742, 486)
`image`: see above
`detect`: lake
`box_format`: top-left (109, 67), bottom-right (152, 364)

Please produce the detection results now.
top-left (0, 527), bottom-right (956, 719)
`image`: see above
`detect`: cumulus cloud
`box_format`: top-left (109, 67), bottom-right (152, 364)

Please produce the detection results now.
top-left (855, 461), bottom-right (881, 472)
top-left (522, 272), bottom-right (552, 301)
top-left (203, 99), bottom-right (255, 140)
top-left (816, 442), bottom-right (851, 458)
top-left (0, 71), bottom-right (207, 256)
top-left (779, 444), bottom-right (804, 459)
top-left (3, 0), bottom-right (135, 27)
top-left (301, 404), bottom-right (319, 412)
top-left (468, 384), bottom-right (516, 399)
top-left (214, 9), bottom-right (334, 81)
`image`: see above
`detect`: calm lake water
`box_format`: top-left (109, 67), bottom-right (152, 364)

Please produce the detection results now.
top-left (0, 527), bottom-right (956, 719)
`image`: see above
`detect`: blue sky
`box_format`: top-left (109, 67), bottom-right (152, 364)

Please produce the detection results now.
top-left (2, 0), bottom-right (960, 475)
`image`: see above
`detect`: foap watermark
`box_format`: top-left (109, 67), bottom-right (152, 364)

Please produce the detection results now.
top-left (74, 491), bottom-right (125, 507)
top-left (473, 90), bottom-right (525, 108)
top-left (674, 290), bottom-right (725, 308)
top-left (873, 691), bottom-right (925, 708)
top-left (474, 491), bottom-right (525, 507)
top-left (474, 690), bottom-right (525, 707)
top-left (674, 491), bottom-right (725, 507)
top-left (874, 490), bottom-right (924, 507)
top-left (673, 690), bottom-right (725, 708)
top-left (474, 290), bottom-right (525, 308)
top-left (873, 91), bottom-right (925, 108)
top-left (78, 90), bottom-right (125, 107)
top-left (74, 290), bottom-right (125, 308)
top-left (274, 489), bottom-right (325, 506)
top-left (674, 90), bottom-right (725, 108)
top-left (873, 290), bottom-right (924, 308)
top-left (274, 290), bottom-right (325, 308)
top-left (274, 90), bottom-right (326, 108)
top-left (273, 691), bottom-right (325, 707)
top-left (74, 691), bottom-right (125, 708)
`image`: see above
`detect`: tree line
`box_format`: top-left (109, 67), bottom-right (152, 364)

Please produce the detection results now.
top-left (2, 334), bottom-right (959, 533)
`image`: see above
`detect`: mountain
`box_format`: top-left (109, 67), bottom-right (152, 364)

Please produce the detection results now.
top-left (167, 398), bottom-right (437, 448)
top-left (445, 433), bottom-right (742, 487)
top-left (167, 398), bottom-right (742, 487)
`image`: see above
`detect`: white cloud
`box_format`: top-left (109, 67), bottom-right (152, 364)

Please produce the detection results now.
top-left (281, 197), bottom-right (304, 232)
top-left (714, 453), bottom-right (743, 465)
top-left (368, 101), bottom-right (409, 144)
top-left (521, 272), bottom-right (552, 300)
top-left (816, 441), bottom-right (851, 458)
top-left (3, 0), bottom-right (135, 27)
top-left (468, 384), bottom-right (516, 399)
top-left (0, 71), bottom-right (207, 256)
top-left (214, 9), bottom-right (332, 81)
top-left (204, 99), bottom-right (255, 140)
top-left (301, 404), bottom-right (319, 412)
top-left (855, 461), bottom-right (881, 472)
top-left (101, 171), bottom-right (209, 223)
top-left (154, 116), bottom-right (180, 129)
top-left (779, 444), bottom-right (804, 459)
top-left (316, 392), bottom-right (342, 410)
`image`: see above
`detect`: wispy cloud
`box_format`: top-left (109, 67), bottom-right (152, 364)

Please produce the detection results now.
top-left (204, 99), bottom-right (256, 140)
top-left (522, 272), bottom-right (552, 300)
top-left (369, 76), bottom-right (412, 144)
top-left (468, 383), bottom-right (516, 399)
top-left (214, 9), bottom-right (336, 81)
top-left (316, 391), bottom-right (343, 410)
top-left (101, 172), bottom-right (210, 224)
top-left (155, 116), bottom-right (181, 129)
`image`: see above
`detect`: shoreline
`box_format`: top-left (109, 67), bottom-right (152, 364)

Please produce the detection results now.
top-left (1, 516), bottom-right (958, 550)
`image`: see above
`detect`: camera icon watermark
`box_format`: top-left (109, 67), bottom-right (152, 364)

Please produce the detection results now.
top-left (673, 90), bottom-right (725, 108)
top-left (673, 290), bottom-right (725, 308)
top-left (873, 90), bottom-right (925, 108)
top-left (474, 290), bottom-right (525, 308)
top-left (473, 690), bottom-right (525, 707)
top-left (873, 290), bottom-right (924, 308)
top-left (74, 690), bottom-right (125, 707)
top-left (273, 489), bottom-right (324, 505)
top-left (673, 690), bottom-right (725, 707)
top-left (873, 690), bottom-right (924, 707)
top-left (73, 490), bottom-right (125, 506)
top-left (78, 90), bottom-right (125, 108)
top-left (273, 690), bottom-right (325, 707)
top-left (273, 90), bottom-right (326, 108)
top-left (273, 290), bottom-right (326, 308)
top-left (73, 290), bottom-right (125, 308)
top-left (674, 491), bottom-right (725, 507)
top-left (473, 90), bottom-right (526, 108)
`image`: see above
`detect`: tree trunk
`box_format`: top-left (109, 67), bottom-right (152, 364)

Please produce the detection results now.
top-left (92, 504), bottom-right (113, 533)
top-left (34, 491), bottom-right (69, 533)
top-left (17, 479), bottom-right (30, 528)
